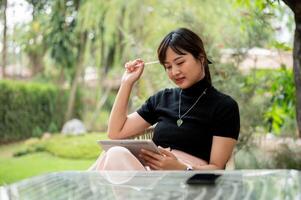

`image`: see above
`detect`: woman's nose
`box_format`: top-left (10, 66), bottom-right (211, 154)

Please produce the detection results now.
top-left (171, 65), bottom-right (180, 76)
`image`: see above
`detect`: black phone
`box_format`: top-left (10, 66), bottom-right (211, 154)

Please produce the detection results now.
top-left (186, 173), bottom-right (221, 185)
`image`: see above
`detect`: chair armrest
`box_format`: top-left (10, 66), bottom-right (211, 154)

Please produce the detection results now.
top-left (128, 126), bottom-right (155, 140)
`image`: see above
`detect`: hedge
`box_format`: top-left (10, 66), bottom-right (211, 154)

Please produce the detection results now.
top-left (0, 80), bottom-right (82, 143)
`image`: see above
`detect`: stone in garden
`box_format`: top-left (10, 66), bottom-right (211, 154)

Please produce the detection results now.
top-left (42, 132), bottom-right (52, 140)
top-left (61, 119), bottom-right (86, 135)
top-left (265, 133), bottom-right (275, 140)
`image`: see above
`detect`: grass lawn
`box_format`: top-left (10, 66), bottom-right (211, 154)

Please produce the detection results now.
top-left (0, 152), bottom-right (94, 185)
top-left (0, 132), bottom-right (108, 185)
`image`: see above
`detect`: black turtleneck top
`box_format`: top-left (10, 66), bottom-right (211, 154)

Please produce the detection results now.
top-left (136, 79), bottom-right (240, 162)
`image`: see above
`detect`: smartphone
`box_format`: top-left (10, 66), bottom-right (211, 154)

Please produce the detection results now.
top-left (186, 173), bottom-right (221, 185)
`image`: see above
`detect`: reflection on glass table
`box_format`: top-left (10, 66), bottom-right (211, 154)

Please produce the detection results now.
top-left (0, 170), bottom-right (300, 200)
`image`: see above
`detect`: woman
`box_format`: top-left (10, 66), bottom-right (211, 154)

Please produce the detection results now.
top-left (92, 27), bottom-right (240, 171)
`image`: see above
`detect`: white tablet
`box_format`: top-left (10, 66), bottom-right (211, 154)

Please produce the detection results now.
top-left (98, 140), bottom-right (160, 165)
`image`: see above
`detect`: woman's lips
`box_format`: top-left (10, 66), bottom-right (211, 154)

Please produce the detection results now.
top-left (175, 77), bottom-right (185, 85)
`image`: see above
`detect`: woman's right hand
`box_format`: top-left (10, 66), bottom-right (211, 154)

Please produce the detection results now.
top-left (121, 59), bottom-right (145, 85)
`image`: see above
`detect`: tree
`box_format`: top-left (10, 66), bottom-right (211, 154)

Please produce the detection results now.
top-left (45, 0), bottom-right (82, 121)
top-left (74, 0), bottom-right (156, 128)
top-left (281, 0), bottom-right (301, 137)
top-left (22, 0), bottom-right (51, 76)
top-left (0, 0), bottom-right (7, 78)
top-left (63, 0), bottom-right (87, 122)
top-left (237, 0), bottom-right (301, 137)
top-left (40, 0), bottom-right (145, 123)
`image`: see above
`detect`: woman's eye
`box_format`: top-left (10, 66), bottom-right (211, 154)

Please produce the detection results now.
top-left (176, 61), bottom-right (184, 65)
top-left (165, 66), bottom-right (172, 70)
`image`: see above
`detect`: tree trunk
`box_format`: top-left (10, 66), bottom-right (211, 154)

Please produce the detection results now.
top-left (293, 8), bottom-right (301, 137)
top-left (64, 60), bottom-right (83, 122)
top-left (1, 0), bottom-right (7, 78)
top-left (31, 53), bottom-right (44, 76)
top-left (294, 27), bottom-right (301, 137)
top-left (88, 82), bottom-right (112, 130)
top-left (282, 0), bottom-right (301, 137)
top-left (64, 32), bottom-right (87, 121)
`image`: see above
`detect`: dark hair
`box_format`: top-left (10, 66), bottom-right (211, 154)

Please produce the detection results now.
top-left (157, 28), bottom-right (212, 85)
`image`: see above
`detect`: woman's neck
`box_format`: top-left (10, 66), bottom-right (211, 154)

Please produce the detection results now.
top-left (181, 78), bottom-right (210, 96)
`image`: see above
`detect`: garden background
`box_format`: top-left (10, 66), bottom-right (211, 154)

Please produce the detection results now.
top-left (0, 0), bottom-right (301, 185)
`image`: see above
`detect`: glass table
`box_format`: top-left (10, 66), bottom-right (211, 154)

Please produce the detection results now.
top-left (0, 170), bottom-right (300, 200)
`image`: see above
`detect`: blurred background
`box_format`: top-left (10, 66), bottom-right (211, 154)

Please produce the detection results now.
top-left (0, 0), bottom-right (300, 185)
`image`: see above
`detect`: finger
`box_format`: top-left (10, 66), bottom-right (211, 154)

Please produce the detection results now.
top-left (141, 149), bottom-right (162, 160)
top-left (140, 153), bottom-right (163, 167)
top-left (124, 60), bottom-right (137, 68)
top-left (125, 61), bottom-right (133, 70)
top-left (133, 60), bottom-right (144, 69)
top-left (146, 162), bottom-right (161, 170)
top-left (126, 61), bottom-right (144, 72)
top-left (143, 156), bottom-right (162, 169)
top-left (135, 58), bottom-right (144, 63)
top-left (133, 58), bottom-right (144, 65)
top-left (137, 59), bottom-right (145, 66)
top-left (125, 62), bottom-right (130, 68)
top-left (136, 62), bottom-right (144, 68)
top-left (140, 152), bottom-right (162, 164)
top-left (133, 59), bottom-right (142, 66)
top-left (158, 147), bottom-right (176, 158)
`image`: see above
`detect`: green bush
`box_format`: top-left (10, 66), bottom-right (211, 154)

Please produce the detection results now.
top-left (235, 142), bottom-right (301, 170)
top-left (0, 80), bottom-right (82, 143)
top-left (13, 133), bottom-right (106, 159)
top-left (272, 143), bottom-right (301, 169)
top-left (263, 67), bottom-right (295, 135)
top-left (241, 67), bottom-right (296, 136)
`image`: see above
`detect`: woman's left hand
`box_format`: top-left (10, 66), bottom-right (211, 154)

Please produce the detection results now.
top-left (139, 147), bottom-right (187, 170)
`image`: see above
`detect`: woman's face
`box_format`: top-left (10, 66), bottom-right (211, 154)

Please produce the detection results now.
top-left (163, 47), bottom-right (205, 89)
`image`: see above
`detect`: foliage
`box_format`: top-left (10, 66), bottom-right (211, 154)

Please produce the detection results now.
top-left (270, 41), bottom-right (293, 51)
top-left (46, 0), bottom-right (79, 72)
top-left (264, 67), bottom-right (295, 135)
top-left (0, 80), bottom-right (82, 143)
top-left (272, 143), bottom-right (301, 169)
top-left (227, 0), bottom-right (278, 50)
top-left (13, 133), bottom-right (107, 159)
top-left (13, 1), bottom-right (55, 75)
top-left (10, 0), bottom-right (284, 133)
top-left (242, 67), bottom-right (296, 136)
top-left (2, 0), bottom-right (297, 152)
top-left (208, 64), bottom-right (296, 151)
top-left (235, 141), bottom-right (301, 169)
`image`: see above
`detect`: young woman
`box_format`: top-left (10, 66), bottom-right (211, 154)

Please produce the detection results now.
top-left (91, 28), bottom-right (240, 171)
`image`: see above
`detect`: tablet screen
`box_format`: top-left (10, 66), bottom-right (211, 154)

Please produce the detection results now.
top-left (98, 140), bottom-right (160, 165)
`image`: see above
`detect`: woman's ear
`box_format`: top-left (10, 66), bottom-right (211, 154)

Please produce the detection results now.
top-left (198, 55), bottom-right (205, 66)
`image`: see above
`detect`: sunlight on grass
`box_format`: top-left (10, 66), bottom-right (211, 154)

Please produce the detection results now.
top-left (0, 152), bottom-right (94, 185)
top-left (0, 142), bottom-right (27, 158)
top-left (0, 132), bottom-right (108, 185)
top-left (13, 132), bottom-right (108, 159)
top-left (43, 133), bottom-right (108, 159)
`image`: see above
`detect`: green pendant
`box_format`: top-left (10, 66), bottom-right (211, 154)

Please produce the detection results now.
top-left (177, 119), bottom-right (183, 127)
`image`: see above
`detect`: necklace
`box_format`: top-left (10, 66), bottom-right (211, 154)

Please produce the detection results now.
top-left (177, 88), bottom-right (208, 127)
